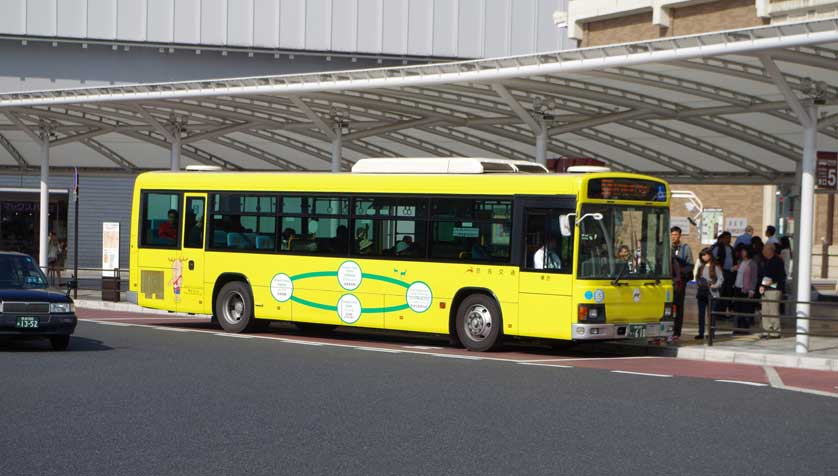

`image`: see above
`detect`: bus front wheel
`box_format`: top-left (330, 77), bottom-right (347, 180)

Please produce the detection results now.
top-left (456, 294), bottom-right (503, 352)
top-left (216, 281), bottom-right (257, 333)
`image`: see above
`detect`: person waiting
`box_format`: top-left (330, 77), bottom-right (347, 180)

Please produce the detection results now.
top-left (733, 245), bottom-right (758, 333)
top-left (764, 225), bottom-right (780, 247)
top-left (733, 225), bottom-right (754, 248)
top-left (533, 237), bottom-right (561, 270)
top-left (695, 248), bottom-right (724, 340)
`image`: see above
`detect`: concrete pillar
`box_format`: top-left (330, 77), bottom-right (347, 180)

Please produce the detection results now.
top-left (170, 136), bottom-right (180, 171)
top-left (796, 103), bottom-right (817, 354)
top-left (38, 135), bottom-right (49, 270)
top-left (762, 185), bottom-right (777, 233)
top-left (535, 127), bottom-right (548, 166)
top-left (331, 127), bottom-right (342, 173)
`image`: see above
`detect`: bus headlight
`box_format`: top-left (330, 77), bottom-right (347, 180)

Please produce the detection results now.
top-left (578, 304), bottom-right (605, 323)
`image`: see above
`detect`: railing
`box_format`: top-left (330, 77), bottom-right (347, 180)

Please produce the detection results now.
top-left (708, 294), bottom-right (838, 345)
top-left (46, 267), bottom-right (129, 301)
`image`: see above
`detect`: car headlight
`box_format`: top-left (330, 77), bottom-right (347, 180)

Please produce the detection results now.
top-left (50, 302), bottom-right (74, 314)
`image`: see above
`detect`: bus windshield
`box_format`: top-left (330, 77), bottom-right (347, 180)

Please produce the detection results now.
top-left (576, 204), bottom-right (670, 281)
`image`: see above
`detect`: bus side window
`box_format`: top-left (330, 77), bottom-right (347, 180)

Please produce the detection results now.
top-left (140, 192), bottom-right (181, 248)
top-left (184, 197), bottom-right (205, 249)
top-left (523, 208), bottom-right (573, 274)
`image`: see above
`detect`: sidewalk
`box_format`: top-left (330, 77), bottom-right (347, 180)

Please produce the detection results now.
top-left (68, 287), bottom-right (838, 372)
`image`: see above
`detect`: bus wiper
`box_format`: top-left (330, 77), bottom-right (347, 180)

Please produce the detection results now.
top-left (611, 265), bottom-right (629, 286)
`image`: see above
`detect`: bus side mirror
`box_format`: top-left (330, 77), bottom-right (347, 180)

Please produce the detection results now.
top-left (559, 215), bottom-right (572, 237)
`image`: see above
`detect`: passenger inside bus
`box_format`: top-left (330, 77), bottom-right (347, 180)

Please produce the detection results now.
top-left (356, 226), bottom-right (373, 255)
top-left (157, 209), bottom-right (179, 243)
top-left (533, 237), bottom-right (561, 270)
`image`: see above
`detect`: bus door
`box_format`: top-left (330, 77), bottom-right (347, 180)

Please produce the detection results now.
top-left (136, 191), bottom-right (183, 311)
top-left (179, 193), bottom-right (207, 314)
top-left (515, 198), bottom-right (575, 340)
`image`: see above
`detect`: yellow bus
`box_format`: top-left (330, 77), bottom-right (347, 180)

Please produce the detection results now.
top-left (129, 158), bottom-right (674, 351)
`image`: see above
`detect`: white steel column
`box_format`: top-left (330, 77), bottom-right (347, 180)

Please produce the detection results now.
top-left (331, 126), bottom-right (342, 173)
top-left (762, 185), bottom-right (777, 231)
top-left (796, 103), bottom-right (817, 354)
top-left (170, 136), bottom-right (181, 171)
top-left (535, 126), bottom-right (548, 166)
top-left (38, 132), bottom-right (49, 270)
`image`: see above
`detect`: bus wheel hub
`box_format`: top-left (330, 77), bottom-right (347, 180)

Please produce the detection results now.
top-left (465, 304), bottom-right (492, 341)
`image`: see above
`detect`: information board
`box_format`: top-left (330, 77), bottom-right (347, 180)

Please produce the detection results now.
top-left (817, 152), bottom-right (837, 190)
top-left (587, 178), bottom-right (667, 202)
top-left (102, 222), bottom-right (120, 278)
top-left (700, 209), bottom-right (724, 245)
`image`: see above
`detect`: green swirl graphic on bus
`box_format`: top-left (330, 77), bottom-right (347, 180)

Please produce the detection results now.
top-left (269, 261), bottom-right (433, 325)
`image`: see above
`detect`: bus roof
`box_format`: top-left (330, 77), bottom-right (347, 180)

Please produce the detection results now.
top-left (134, 170), bottom-right (668, 201)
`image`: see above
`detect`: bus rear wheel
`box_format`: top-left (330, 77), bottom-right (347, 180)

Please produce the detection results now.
top-left (216, 281), bottom-right (258, 333)
top-left (456, 294), bottom-right (503, 352)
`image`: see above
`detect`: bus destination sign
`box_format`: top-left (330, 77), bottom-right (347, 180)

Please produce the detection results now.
top-left (587, 178), bottom-right (667, 202)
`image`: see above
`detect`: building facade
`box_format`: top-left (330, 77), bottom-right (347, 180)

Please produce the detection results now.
top-left (567, 0), bottom-right (838, 276)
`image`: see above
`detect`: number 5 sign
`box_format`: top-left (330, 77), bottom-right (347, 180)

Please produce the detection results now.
top-left (817, 152), bottom-right (837, 190)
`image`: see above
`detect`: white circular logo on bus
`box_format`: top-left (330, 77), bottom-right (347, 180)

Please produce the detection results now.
top-left (406, 281), bottom-right (432, 313)
top-left (338, 261), bottom-right (363, 291)
top-left (270, 273), bottom-right (293, 302)
top-left (632, 288), bottom-right (641, 303)
top-left (337, 294), bottom-right (362, 324)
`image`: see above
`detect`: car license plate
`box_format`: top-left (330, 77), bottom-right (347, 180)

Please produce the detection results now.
top-left (16, 316), bottom-right (39, 329)
top-left (628, 324), bottom-right (646, 339)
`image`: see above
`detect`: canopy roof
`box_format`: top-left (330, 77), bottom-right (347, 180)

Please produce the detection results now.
top-left (1, 18), bottom-right (838, 184)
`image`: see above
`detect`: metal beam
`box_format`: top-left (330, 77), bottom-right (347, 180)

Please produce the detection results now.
top-left (82, 138), bottom-right (138, 171)
top-left (289, 97), bottom-right (336, 139)
top-left (759, 55), bottom-right (813, 128)
top-left (131, 104), bottom-right (176, 142)
top-left (491, 84), bottom-right (543, 134)
top-left (0, 132), bottom-right (28, 168)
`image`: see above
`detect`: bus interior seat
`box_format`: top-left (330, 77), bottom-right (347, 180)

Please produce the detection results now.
top-left (213, 230), bottom-right (227, 247)
top-left (227, 232), bottom-right (247, 249)
top-left (255, 235), bottom-right (274, 250)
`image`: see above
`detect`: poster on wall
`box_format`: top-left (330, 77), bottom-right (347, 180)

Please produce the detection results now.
top-left (102, 222), bottom-right (120, 277)
top-left (670, 216), bottom-right (691, 235)
top-left (725, 217), bottom-right (748, 236)
top-left (700, 209), bottom-right (724, 245)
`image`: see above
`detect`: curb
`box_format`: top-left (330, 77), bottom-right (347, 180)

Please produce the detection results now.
top-left (75, 299), bottom-right (205, 317)
top-left (599, 341), bottom-right (838, 372)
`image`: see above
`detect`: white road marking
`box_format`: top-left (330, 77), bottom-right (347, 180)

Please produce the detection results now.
top-left (214, 333), bottom-right (255, 338)
top-left (403, 345), bottom-right (444, 350)
top-left (431, 354), bottom-right (484, 360)
top-left (519, 356), bottom-right (657, 363)
top-left (151, 326), bottom-right (193, 332)
top-left (355, 346), bottom-right (402, 353)
top-left (763, 366), bottom-right (785, 387)
top-left (610, 370), bottom-right (673, 378)
top-left (715, 380), bottom-right (769, 387)
top-left (85, 320), bottom-right (134, 327)
top-left (518, 362), bottom-right (574, 368)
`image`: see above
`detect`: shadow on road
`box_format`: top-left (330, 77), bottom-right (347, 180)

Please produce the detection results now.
top-left (0, 335), bottom-right (113, 352)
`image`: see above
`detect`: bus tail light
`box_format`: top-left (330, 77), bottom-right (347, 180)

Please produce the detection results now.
top-left (578, 304), bottom-right (605, 323)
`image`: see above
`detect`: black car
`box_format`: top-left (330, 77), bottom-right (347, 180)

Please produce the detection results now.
top-left (0, 252), bottom-right (77, 350)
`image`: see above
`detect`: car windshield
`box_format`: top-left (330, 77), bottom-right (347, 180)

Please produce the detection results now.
top-left (577, 204), bottom-right (671, 281)
top-left (0, 254), bottom-right (48, 289)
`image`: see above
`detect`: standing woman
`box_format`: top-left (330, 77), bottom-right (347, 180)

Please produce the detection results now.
top-left (733, 246), bottom-right (758, 332)
top-left (695, 248), bottom-right (724, 340)
top-left (779, 236), bottom-right (793, 277)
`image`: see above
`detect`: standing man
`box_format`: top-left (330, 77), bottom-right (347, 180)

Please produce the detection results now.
top-left (712, 231), bottom-right (736, 314)
top-left (758, 243), bottom-right (787, 338)
top-left (733, 225), bottom-right (754, 248)
top-left (670, 226), bottom-right (693, 340)
top-left (764, 225), bottom-right (780, 247)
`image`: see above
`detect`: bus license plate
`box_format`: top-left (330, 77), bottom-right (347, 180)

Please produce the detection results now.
top-left (16, 316), bottom-right (39, 329)
top-left (628, 324), bottom-right (646, 339)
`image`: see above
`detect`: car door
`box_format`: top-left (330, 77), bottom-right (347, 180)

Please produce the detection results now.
top-left (516, 198), bottom-right (576, 340)
top-left (179, 193), bottom-right (207, 314)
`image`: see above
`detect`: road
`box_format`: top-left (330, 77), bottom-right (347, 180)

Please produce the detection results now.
top-left (2, 310), bottom-right (837, 476)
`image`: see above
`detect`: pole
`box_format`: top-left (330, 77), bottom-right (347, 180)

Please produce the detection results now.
top-left (796, 103), bottom-right (817, 354)
top-left (38, 133), bottom-right (49, 271)
top-left (331, 127), bottom-right (342, 173)
top-left (824, 193), bottom-right (835, 279)
top-left (170, 137), bottom-right (180, 171)
top-left (535, 126), bottom-right (548, 166)
top-left (73, 168), bottom-right (79, 300)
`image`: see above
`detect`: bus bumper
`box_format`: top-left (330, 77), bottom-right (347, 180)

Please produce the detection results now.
top-left (572, 321), bottom-right (674, 340)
